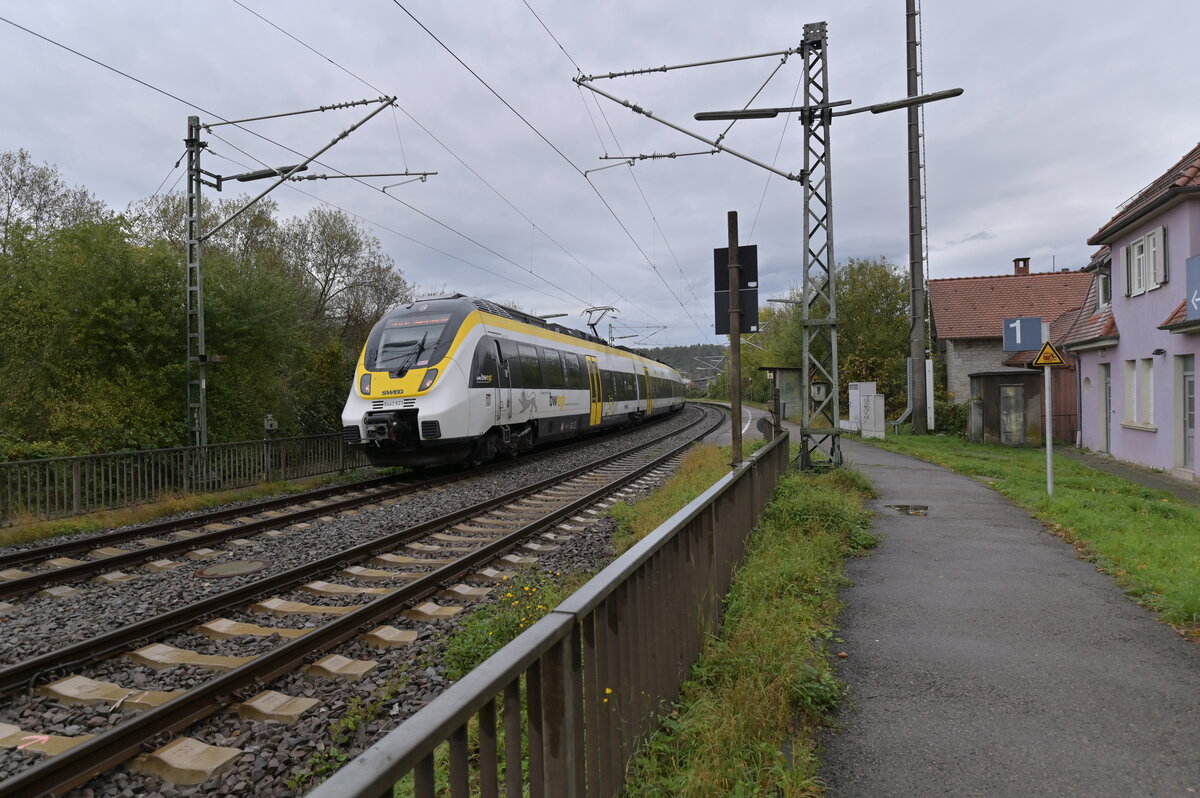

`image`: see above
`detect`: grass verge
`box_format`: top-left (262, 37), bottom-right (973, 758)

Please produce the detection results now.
top-left (306, 444), bottom-right (736, 794)
top-left (0, 468), bottom-right (380, 547)
top-left (624, 466), bottom-right (876, 797)
top-left (864, 434), bottom-right (1200, 630)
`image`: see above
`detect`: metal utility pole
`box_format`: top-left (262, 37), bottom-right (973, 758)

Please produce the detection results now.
top-left (907, 0), bottom-right (929, 433)
top-left (578, 23), bottom-right (959, 467)
top-left (185, 116), bottom-right (208, 448)
top-left (181, 96), bottom-right (402, 448)
top-left (727, 211), bottom-right (743, 466)
top-left (798, 22), bottom-right (842, 468)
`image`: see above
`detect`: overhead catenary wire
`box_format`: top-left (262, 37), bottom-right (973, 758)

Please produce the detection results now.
top-left (521, 8), bottom-right (709, 336)
top-left (748, 69), bottom-right (805, 243)
top-left (232, 0), bottom-right (655, 329)
top-left (575, 81), bottom-right (708, 330)
top-left (576, 80), bottom-right (705, 309)
top-left (583, 88), bottom-right (705, 307)
top-left (204, 147), bottom-right (582, 308)
top-left (6, 6), bottom-right (706, 340)
top-left (391, 0), bottom-right (712, 337)
top-left (203, 125), bottom-right (588, 305)
top-left (1, 11), bottom-right (589, 310)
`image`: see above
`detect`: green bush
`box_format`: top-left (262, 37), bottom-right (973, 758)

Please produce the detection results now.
top-left (935, 401), bottom-right (970, 438)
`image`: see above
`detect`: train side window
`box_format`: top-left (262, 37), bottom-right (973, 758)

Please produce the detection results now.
top-left (544, 348), bottom-right (565, 389)
top-left (565, 353), bottom-right (584, 389)
top-left (498, 339), bottom-right (522, 388)
top-left (519, 344), bottom-right (544, 387)
top-left (602, 369), bottom-right (616, 401)
top-left (472, 337), bottom-right (499, 387)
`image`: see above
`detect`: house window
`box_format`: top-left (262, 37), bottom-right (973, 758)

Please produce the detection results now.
top-left (1123, 358), bottom-right (1155, 427)
top-left (1123, 226), bottom-right (1166, 296)
top-left (1095, 269), bottom-right (1111, 310)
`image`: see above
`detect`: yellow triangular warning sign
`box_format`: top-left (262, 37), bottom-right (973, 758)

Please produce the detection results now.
top-left (1033, 341), bottom-right (1066, 367)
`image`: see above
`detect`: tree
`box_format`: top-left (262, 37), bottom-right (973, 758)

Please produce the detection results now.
top-left (0, 219), bottom-right (184, 452)
top-left (1, 154), bottom-right (415, 453)
top-left (0, 149), bottom-right (108, 256)
top-left (834, 256), bottom-right (910, 414)
top-left (732, 256), bottom-right (910, 418)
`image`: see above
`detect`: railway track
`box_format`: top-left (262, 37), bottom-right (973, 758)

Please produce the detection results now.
top-left (0, 405), bottom-right (722, 796)
top-left (0, 413), bottom-right (689, 602)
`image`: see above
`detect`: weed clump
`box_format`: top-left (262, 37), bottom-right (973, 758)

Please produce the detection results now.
top-left (627, 468), bottom-right (875, 797)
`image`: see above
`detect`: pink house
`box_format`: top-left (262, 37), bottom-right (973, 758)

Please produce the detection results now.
top-left (1065, 143), bottom-right (1200, 480)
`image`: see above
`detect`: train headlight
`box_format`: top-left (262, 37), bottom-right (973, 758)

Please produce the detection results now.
top-left (359, 373), bottom-right (372, 396)
top-left (419, 368), bottom-right (439, 392)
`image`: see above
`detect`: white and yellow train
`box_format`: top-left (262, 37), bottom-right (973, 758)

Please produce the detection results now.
top-left (341, 294), bottom-right (685, 467)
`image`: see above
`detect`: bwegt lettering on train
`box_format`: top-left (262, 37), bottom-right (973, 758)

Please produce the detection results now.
top-left (341, 294), bottom-right (685, 467)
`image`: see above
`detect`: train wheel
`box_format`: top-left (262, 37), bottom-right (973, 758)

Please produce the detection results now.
top-left (469, 434), bottom-right (497, 467)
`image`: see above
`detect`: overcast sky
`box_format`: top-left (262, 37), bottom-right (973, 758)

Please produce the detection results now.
top-left (2, 1), bottom-right (1197, 348)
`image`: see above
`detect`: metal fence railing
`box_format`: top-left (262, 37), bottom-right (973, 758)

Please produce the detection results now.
top-left (308, 430), bottom-right (791, 798)
top-left (0, 434), bottom-right (370, 527)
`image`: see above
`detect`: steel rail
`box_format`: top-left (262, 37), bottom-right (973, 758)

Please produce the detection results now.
top-left (0, 408), bottom-right (721, 798)
top-left (0, 410), bottom-right (711, 696)
top-left (0, 415), bottom-right (685, 598)
top-left (0, 410), bottom-right (681, 573)
top-left (0, 472), bottom-right (410, 571)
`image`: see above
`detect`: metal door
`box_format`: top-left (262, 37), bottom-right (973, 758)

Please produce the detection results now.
top-left (585, 356), bottom-right (602, 426)
top-left (1184, 357), bottom-right (1195, 469)
top-left (1000, 385), bottom-right (1024, 445)
top-left (1101, 364), bottom-right (1112, 454)
top-left (643, 367), bottom-right (654, 414)
top-left (496, 341), bottom-right (512, 424)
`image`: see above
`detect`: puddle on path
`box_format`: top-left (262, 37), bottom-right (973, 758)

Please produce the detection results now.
top-left (885, 504), bottom-right (928, 516)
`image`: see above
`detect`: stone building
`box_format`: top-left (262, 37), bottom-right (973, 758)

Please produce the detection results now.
top-left (928, 258), bottom-right (1092, 409)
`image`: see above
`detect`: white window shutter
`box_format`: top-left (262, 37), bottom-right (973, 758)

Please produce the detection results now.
top-left (1146, 359), bottom-right (1154, 424)
top-left (1151, 226), bottom-right (1167, 286)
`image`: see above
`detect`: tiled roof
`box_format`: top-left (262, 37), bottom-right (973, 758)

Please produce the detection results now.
top-left (1160, 301), bottom-right (1188, 328)
top-left (1003, 306), bottom-right (1083, 367)
top-left (1062, 276), bottom-right (1119, 348)
top-left (1090, 142), bottom-right (1200, 244)
top-left (1084, 246), bottom-right (1110, 271)
top-left (929, 271), bottom-right (1093, 341)
top-left (1156, 301), bottom-right (1200, 333)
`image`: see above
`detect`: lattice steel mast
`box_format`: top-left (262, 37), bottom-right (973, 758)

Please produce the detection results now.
top-left (185, 116), bottom-right (208, 448)
top-left (798, 22), bottom-right (842, 468)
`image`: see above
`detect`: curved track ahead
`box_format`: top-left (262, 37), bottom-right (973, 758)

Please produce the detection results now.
top-left (0, 406), bottom-right (722, 797)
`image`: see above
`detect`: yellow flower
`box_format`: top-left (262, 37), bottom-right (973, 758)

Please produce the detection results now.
top-left (604, 687), bottom-right (613, 695)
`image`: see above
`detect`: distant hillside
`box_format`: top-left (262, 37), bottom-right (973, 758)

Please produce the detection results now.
top-left (634, 343), bottom-right (725, 379)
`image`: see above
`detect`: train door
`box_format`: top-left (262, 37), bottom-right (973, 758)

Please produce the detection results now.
top-left (643, 367), bottom-right (653, 414)
top-left (585, 355), bottom-right (602, 426)
top-left (496, 340), bottom-right (512, 424)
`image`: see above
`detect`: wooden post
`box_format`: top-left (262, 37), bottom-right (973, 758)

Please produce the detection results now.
top-left (727, 211), bottom-right (743, 466)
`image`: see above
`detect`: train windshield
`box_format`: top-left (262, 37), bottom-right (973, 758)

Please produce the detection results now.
top-left (371, 315), bottom-right (450, 372)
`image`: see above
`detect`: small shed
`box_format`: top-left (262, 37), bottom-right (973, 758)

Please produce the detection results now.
top-left (968, 370), bottom-right (1044, 446)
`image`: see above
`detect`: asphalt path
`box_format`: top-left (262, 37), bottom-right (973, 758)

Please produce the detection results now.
top-left (699, 400), bottom-right (757, 449)
top-left (820, 438), bottom-right (1200, 797)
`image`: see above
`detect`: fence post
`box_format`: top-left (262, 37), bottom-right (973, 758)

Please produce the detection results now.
top-left (72, 459), bottom-right (81, 516)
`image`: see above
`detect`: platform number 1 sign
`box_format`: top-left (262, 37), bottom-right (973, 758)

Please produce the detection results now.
top-left (1002, 317), bottom-right (1043, 352)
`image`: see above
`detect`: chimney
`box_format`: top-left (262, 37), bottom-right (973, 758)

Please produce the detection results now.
top-left (1013, 257), bottom-right (1031, 276)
